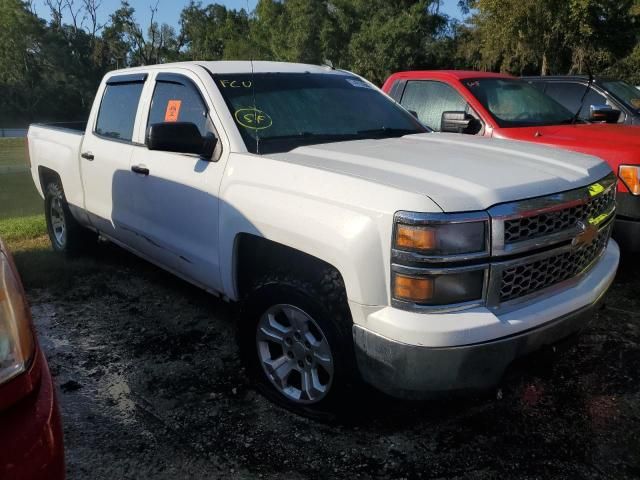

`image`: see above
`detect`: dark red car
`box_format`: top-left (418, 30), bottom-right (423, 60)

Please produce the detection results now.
top-left (0, 238), bottom-right (64, 479)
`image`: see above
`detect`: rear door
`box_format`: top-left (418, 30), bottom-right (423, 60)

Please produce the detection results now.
top-left (80, 73), bottom-right (147, 241)
top-left (127, 71), bottom-right (227, 291)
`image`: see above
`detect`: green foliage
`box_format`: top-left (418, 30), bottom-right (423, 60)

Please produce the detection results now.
top-left (180, 1), bottom-right (252, 60)
top-left (2, 0), bottom-right (640, 128)
top-left (460, 0), bottom-right (639, 75)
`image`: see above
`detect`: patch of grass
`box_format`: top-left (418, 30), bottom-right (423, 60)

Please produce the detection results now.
top-left (0, 171), bottom-right (43, 219)
top-left (0, 138), bottom-right (27, 168)
top-left (0, 215), bottom-right (47, 244)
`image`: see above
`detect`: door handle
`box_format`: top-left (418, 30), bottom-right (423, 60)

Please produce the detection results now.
top-left (81, 152), bottom-right (94, 161)
top-left (131, 165), bottom-right (150, 176)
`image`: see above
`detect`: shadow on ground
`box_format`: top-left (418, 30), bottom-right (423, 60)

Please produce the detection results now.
top-left (15, 242), bottom-right (640, 480)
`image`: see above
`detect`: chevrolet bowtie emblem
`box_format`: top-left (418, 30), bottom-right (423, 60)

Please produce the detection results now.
top-left (572, 221), bottom-right (598, 248)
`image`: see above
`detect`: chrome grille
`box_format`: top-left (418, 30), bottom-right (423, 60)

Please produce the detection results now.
top-left (504, 187), bottom-right (615, 244)
top-left (499, 223), bottom-right (612, 303)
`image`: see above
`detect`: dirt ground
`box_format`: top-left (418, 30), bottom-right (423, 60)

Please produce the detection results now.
top-left (16, 241), bottom-right (640, 480)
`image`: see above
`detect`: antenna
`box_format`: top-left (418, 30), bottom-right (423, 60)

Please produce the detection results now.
top-left (572, 63), bottom-right (594, 124)
top-left (247, 0), bottom-right (259, 154)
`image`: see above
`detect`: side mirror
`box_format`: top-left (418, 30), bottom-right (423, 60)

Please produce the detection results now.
top-left (146, 122), bottom-right (217, 158)
top-left (589, 105), bottom-right (621, 124)
top-left (441, 111), bottom-right (477, 134)
top-left (408, 110), bottom-right (419, 119)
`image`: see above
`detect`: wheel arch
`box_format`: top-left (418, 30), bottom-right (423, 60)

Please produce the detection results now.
top-left (233, 233), bottom-right (346, 300)
top-left (38, 166), bottom-right (62, 194)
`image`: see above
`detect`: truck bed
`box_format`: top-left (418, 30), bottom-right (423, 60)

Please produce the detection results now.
top-left (30, 121), bottom-right (87, 134)
top-left (27, 123), bottom-right (86, 205)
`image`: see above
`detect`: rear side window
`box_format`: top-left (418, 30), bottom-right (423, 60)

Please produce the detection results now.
top-left (148, 78), bottom-right (211, 136)
top-left (400, 81), bottom-right (468, 131)
top-left (95, 82), bottom-right (144, 141)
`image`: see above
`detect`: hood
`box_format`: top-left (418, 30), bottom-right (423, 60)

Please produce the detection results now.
top-left (265, 133), bottom-right (611, 212)
top-left (496, 123), bottom-right (640, 168)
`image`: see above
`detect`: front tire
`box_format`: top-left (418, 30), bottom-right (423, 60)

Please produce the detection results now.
top-left (44, 181), bottom-right (97, 254)
top-left (239, 270), bottom-right (356, 419)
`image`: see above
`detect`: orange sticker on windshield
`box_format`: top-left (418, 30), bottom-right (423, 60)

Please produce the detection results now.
top-left (165, 100), bottom-right (182, 122)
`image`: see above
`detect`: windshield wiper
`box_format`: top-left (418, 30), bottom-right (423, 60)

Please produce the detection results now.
top-left (260, 132), bottom-right (361, 142)
top-left (356, 127), bottom-right (422, 137)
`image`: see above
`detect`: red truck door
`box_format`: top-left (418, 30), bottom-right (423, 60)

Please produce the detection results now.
top-left (386, 78), bottom-right (485, 135)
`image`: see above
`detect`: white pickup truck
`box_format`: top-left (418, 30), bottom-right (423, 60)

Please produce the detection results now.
top-left (27, 61), bottom-right (619, 416)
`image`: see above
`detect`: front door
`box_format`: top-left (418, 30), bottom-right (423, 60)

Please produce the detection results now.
top-left (127, 72), bottom-right (226, 291)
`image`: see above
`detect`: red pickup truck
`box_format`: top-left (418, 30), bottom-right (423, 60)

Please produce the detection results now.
top-left (382, 71), bottom-right (640, 251)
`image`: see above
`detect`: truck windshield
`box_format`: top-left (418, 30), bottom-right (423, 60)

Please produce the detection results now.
top-left (211, 72), bottom-right (428, 154)
top-left (464, 78), bottom-right (576, 128)
top-left (601, 80), bottom-right (640, 112)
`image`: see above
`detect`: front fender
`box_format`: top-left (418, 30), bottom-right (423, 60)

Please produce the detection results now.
top-left (219, 184), bottom-right (388, 305)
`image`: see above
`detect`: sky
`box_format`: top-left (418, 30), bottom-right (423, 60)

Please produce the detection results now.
top-left (31, 0), bottom-right (464, 31)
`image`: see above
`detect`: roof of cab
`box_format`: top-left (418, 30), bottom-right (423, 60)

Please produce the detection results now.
top-left (105, 60), bottom-right (346, 77)
top-left (386, 70), bottom-right (515, 82)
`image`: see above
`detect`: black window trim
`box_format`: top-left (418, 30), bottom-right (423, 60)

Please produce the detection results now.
top-left (106, 73), bottom-right (148, 85)
top-left (388, 79), bottom-right (408, 102)
top-left (93, 75), bottom-right (147, 145)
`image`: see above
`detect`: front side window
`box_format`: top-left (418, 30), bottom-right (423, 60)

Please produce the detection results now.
top-left (400, 80), bottom-right (469, 131)
top-left (602, 80), bottom-right (640, 112)
top-left (212, 73), bottom-right (428, 154)
top-left (148, 78), bottom-right (214, 136)
top-left (95, 82), bottom-right (144, 141)
top-left (544, 83), bottom-right (613, 121)
top-left (464, 78), bottom-right (575, 127)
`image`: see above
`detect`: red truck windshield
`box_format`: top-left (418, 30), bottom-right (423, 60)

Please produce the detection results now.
top-left (464, 78), bottom-right (576, 128)
top-left (211, 73), bottom-right (427, 154)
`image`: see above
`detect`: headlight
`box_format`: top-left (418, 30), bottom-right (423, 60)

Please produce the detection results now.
top-left (393, 212), bottom-right (489, 257)
top-left (392, 211), bottom-right (489, 310)
top-left (393, 269), bottom-right (486, 305)
top-left (0, 250), bottom-right (35, 385)
top-left (619, 165), bottom-right (640, 195)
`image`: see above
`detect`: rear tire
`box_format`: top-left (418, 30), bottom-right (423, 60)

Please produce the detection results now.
top-left (44, 181), bottom-right (97, 254)
top-left (239, 269), bottom-right (357, 420)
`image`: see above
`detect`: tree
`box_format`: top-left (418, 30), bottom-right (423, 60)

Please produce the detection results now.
top-left (460, 0), bottom-right (638, 75)
top-left (249, 0), bottom-right (449, 84)
top-left (99, 1), bottom-right (180, 68)
top-left (0, 0), bottom-right (48, 126)
top-left (180, 1), bottom-right (252, 61)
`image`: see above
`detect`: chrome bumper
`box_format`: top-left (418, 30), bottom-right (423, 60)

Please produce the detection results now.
top-left (353, 294), bottom-right (605, 399)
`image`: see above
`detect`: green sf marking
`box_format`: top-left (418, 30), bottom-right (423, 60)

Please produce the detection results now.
top-left (235, 108), bottom-right (273, 130)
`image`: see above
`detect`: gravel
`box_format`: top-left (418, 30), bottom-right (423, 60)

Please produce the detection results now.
top-left (21, 243), bottom-right (640, 479)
